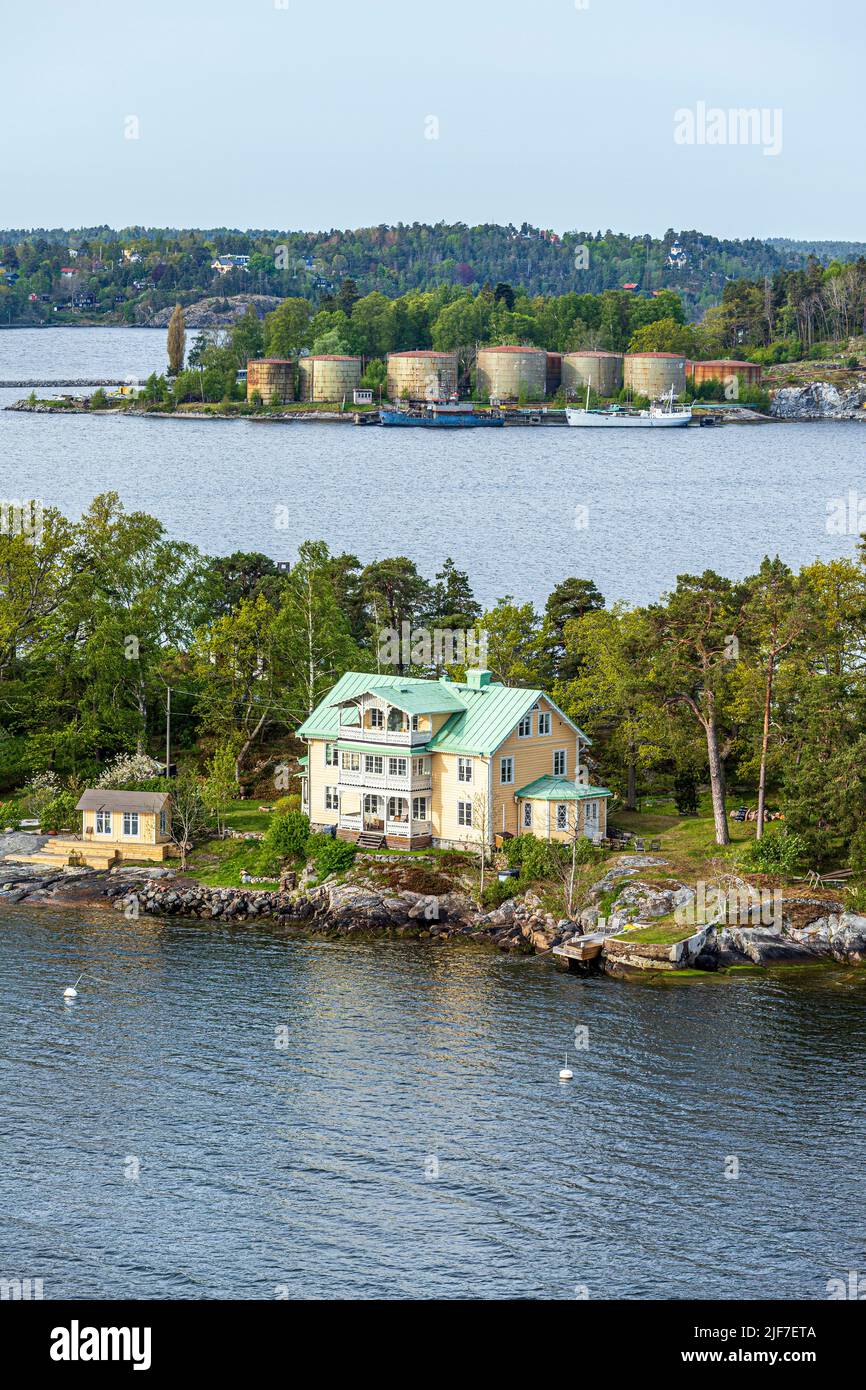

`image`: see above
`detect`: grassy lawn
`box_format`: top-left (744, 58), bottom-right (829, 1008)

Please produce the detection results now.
top-left (613, 917), bottom-right (697, 946)
top-left (186, 836), bottom-right (279, 889)
top-left (221, 799), bottom-right (275, 834)
top-left (609, 793), bottom-right (760, 881)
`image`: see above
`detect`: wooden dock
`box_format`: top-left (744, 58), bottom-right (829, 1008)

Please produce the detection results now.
top-left (552, 933), bottom-right (606, 967)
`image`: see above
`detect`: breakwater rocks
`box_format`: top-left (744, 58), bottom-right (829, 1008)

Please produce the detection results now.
top-left (771, 380), bottom-right (866, 420)
top-left (104, 876), bottom-right (579, 952)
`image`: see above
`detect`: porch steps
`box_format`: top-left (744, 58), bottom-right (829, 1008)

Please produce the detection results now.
top-left (356, 832), bottom-right (386, 851)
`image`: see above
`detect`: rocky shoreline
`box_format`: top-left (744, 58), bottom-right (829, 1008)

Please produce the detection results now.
top-left (2, 840), bottom-right (864, 975)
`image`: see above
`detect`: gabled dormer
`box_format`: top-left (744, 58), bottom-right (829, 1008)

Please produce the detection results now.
top-left (330, 682), bottom-right (466, 747)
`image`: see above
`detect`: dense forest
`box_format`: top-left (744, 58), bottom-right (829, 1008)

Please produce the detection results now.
top-left (2, 494), bottom-right (865, 877)
top-left (1, 221), bottom-right (864, 328)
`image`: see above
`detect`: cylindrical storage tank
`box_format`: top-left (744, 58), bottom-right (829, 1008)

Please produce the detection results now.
top-left (475, 345), bottom-right (548, 401)
top-left (689, 359), bottom-right (762, 388)
top-left (562, 350), bottom-right (624, 397)
top-left (386, 350), bottom-right (458, 402)
top-left (623, 351), bottom-right (687, 398)
top-left (247, 358), bottom-right (294, 404)
top-left (298, 354), bottom-right (363, 402)
top-left (545, 352), bottom-right (562, 395)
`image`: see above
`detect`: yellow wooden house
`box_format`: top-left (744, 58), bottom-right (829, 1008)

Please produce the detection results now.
top-left (297, 670), bottom-right (611, 851)
top-left (21, 789), bottom-right (174, 869)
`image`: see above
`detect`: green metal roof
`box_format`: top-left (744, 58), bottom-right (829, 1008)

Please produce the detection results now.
top-left (363, 683), bottom-right (465, 715)
top-left (297, 671), bottom-right (588, 757)
top-left (297, 755), bottom-right (309, 767)
top-left (515, 776), bottom-right (612, 801)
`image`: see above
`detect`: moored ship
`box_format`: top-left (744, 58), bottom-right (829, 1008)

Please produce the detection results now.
top-left (380, 397), bottom-right (505, 428)
top-left (566, 385), bottom-right (692, 428)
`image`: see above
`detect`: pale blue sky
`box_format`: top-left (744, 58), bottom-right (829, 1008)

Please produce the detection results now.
top-left (0, 0), bottom-right (858, 237)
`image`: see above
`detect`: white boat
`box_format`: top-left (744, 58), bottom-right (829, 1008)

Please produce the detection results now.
top-left (566, 384), bottom-right (692, 428)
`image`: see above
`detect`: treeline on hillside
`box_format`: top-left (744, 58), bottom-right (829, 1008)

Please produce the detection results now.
top-left (2, 494), bottom-right (865, 870)
top-left (0, 222), bottom-right (854, 326)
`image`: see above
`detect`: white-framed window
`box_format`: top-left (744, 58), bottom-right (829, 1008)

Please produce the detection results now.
top-left (324, 786), bottom-right (339, 811)
top-left (412, 796), bottom-right (428, 820)
top-left (522, 802), bottom-right (532, 829)
top-left (325, 743), bottom-right (338, 766)
top-left (458, 757), bottom-right (473, 782)
top-left (341, 751), bottom-right (360, 771)
top-left (553, 749), bottom-right (567, 777)
top-left (411, 714), bottom-right (420, 730)
top-left (458, 800), bottom-right (473, 828)
top-left (388, 796), bottom-right (408, 822)
top-left (365, 754), bottom-right (383, 774)
top-left (555, 803), bottom-right (568, 831)
top-left (95, 810), bottom-right (112, 836)
top-left (388, 756), bottom-right (408, 777)
top-left (500, 756), bottom-right (514, 784)
top-left (537, 710), bottom-right (552, 736)
top-left (517, 713), bottom-right (532, 738)
top-left (122, 811), bottom-right (139, 838)
top-left (159, 809), bottom-right (167, 835)
top-left (368, 707), bottom-right (384, 728)
top-left (412, 756), bottom-right (430, 776)
top-left (585, 799), bottom-right (599, 825)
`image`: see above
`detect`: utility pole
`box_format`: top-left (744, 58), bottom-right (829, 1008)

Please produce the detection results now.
top-left (165, 686), bottom-right (171, 775)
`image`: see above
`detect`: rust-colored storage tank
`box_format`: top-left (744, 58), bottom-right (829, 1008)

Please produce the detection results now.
top-left (475, 345), bottom-right (547, 401)
top-left (689, 359), bottom-right (762, 388)
top-left (562, 350), bottom-right (624, 397)
top-left (297, 354), bottom-right (363, 402)
top-left (623, 351), bottom-right (687, 398)
top-left (386, 350), bottom-right (458, 402)
top-left (247, 358), bottom-right (295, 404)
top-left (545, 352), bottom-right (562, 395)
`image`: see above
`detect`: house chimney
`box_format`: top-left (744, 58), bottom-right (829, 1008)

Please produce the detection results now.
top-left (465, 669), bottom-right (492, 690)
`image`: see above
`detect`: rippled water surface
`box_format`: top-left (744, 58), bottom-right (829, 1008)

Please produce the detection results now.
top-left (1, 329), bottom-right (864, 606)
top-left (1, 905), bottom-right (864, 1300)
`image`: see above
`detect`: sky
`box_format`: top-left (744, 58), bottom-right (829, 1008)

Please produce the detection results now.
top-left (0, 0), bottom-right (860, 240)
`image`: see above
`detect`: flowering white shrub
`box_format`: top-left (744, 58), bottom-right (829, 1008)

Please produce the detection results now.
top-left (96, 753), bottom-right (162, 789)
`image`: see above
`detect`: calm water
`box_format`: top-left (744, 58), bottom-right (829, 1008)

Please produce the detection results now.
top-left (1, 905), bottom-right (864, 1300)
top-left (1, 329), bottom-right (864, 606)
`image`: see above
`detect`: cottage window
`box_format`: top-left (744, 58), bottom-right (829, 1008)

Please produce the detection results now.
top-left (325, 743), bottom-right (338, 766)
top-left (537, 711), bottom-right (552, 736)
top-left (412, 796), bottom-right (428, 821)
top-left (553, 749), bottom-right (567, 777)
top-left (159, 809), bottom-right (167, 835)
top-left (413, 756), bottom-right (430, 776)
top-left (365, 755), bottom-right (384, 774)
top-left (555, 804), bottom-right (568, 831)
top-left (341, 752), bottom-right (360, 771)
top-left (387, 708), bottom-right (404, 732)
top-left (411, 714), bottom-right (420, 730)
top-left (458, 801), bottom-right (473, 828)
top-left (500, 756), bottom-right (514, 784)
top-left (325, 786), bottom-right (339, 811)
top-left (522, 802), bottom-right (532, 829)
top-left (388, 796), bottom-right (408, 822)
top-left (368, 707), bottom-right (384, 729)
top-left (517, 713), bottom-right (532, 738)
top-left (95, 810), bottom-right (112, 835)
top-left (122, 811), bottom-right (139, 838)
top-left (388, 757), bottom-right (408, 777)
top-left (458, 757), bottom-right (473, 783)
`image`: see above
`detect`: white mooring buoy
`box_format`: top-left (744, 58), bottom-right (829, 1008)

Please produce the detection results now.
top-left (559, 1051), bottom-right (573, 1081)
top-left (63, 974), bottom-right (84, 1000)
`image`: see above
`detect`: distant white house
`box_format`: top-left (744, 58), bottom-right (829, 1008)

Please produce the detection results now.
top-left (353, 388), bottom-right (373, 405)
